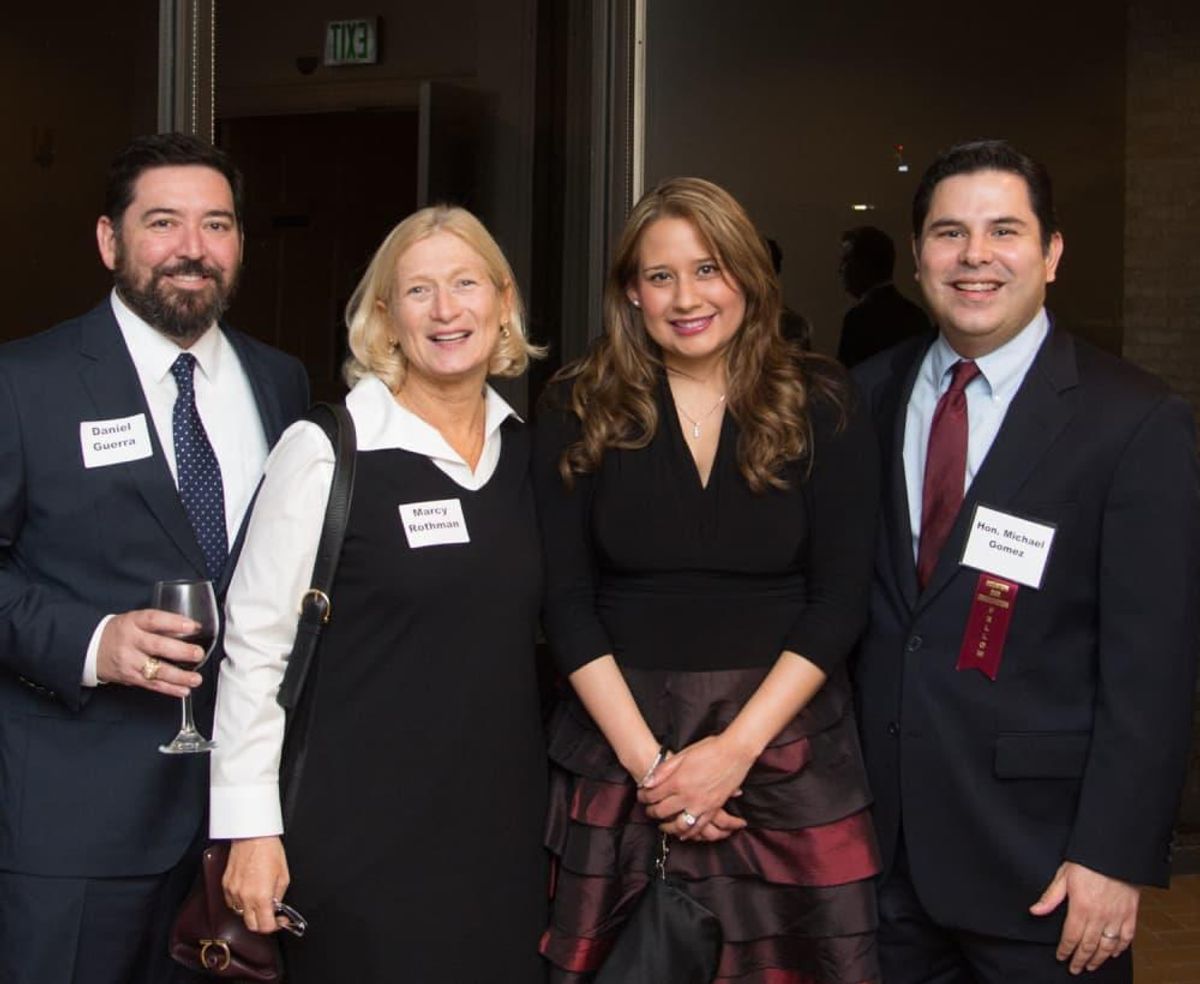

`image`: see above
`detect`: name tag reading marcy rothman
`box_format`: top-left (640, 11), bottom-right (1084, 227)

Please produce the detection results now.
top-left (960, 504), bottom-right (1057, 590)
top-left (398, 498), bottom-right (470, 548)
top-left (80, 413), bottom-right (154, 468)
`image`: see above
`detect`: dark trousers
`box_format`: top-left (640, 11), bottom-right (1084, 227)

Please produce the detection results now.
top-left (878, 840), bottom-right (1132, 984)
top-left (0, 854), bottom-right (205, 984)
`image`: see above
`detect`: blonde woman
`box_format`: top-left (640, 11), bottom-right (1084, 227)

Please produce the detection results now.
top-left (211, 206), bottom-right (548, 982)
top-left (535, 178), bottom-right (880, 983)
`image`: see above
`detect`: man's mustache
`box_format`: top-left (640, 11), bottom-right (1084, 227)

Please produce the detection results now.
top-left (154, 258), bottom-right (225, 283)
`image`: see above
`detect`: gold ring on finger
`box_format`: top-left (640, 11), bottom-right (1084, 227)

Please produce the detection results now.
top-left (141, 657), bottom-right (162, 682)
top-left (1101, 929), bottom-right (1119, 941)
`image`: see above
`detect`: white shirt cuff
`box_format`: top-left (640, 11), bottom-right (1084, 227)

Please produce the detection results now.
top-left (210, 784), bottom-right (284, 839)
top-left (83, 614), bottom-right (115, 687)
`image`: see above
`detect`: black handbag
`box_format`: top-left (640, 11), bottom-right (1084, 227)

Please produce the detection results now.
top-left (170, 402), bottom-right (356, 978)
top-left (594, 833), bottom-right (723, 984)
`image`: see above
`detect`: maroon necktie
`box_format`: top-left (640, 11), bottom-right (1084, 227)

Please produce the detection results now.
top-left (917, 359), bottom-right (981, 590)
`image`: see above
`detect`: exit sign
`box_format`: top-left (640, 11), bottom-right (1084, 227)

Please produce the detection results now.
top-left (324, 18), bottom-right (378, 66)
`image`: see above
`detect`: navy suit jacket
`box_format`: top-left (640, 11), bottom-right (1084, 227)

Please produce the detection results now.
top-left (853, 324), bottom-right (1200, 942)
top-left (0, 301), bottom-right (309, 877)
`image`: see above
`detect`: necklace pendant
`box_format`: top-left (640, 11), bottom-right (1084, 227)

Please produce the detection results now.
top-left (692, 422), bottom-right (701, 439)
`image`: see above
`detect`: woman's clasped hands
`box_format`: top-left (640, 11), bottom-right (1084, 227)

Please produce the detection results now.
top-left (637, 734), bottom-right (753, 842)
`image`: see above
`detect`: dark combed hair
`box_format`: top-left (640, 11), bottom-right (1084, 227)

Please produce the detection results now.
top-left (103, 132), bottom-right (244, 228)
top-left (555, 176), bottom-right (848, 494)
top-left (912, 139), bottom-right (1058, 249)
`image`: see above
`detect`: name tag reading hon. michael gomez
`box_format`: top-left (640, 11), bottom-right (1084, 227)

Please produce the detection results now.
top-left (960, 503), bottom-right (1057, 590)
top-left (398, 498), bottom-right (471, 548)
top-left (79, 413), bottom-right (154, 468)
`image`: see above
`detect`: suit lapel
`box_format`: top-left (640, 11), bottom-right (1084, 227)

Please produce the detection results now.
top-left (226, 328), bottom-right (288, 447)
top-left (220, 328), bottom-right (290, 595)
top-left (77, 303), bottom-right (207, 576)
top-left (916, 327), bottom-right (1079, 611)
top-left (878, 344), bottom-right (926, 613)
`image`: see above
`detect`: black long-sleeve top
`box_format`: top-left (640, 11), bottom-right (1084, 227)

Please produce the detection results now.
top-left (533, 376), bottom-right (879, 677)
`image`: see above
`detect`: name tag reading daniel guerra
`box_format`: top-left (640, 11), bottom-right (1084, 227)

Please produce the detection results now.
top-left (960, 504), bottom-right (1056, 589)
top-left (398, 498), bottom-right (470, 548)
top-left (80, 413), bottom-right (154, 468)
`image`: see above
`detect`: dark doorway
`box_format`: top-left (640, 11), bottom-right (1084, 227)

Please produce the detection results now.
top-left (219, 110), bottom-right (419, 402)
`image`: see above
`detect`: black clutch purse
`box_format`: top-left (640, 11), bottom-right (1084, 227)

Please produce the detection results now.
top-left (594, 833), bottom-right (723, 984)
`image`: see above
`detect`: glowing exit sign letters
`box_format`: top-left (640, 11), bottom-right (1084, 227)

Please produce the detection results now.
top-left (324, 18), bottom-right (379, 66)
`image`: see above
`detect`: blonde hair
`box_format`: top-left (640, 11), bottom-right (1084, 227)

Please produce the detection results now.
top-left (343, 205), bottom-right (543, 390)
top-left (556, 176), bottom-right (846, 492)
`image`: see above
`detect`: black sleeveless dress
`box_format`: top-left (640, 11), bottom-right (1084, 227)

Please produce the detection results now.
top-left (280, 419), bottom-right (548, 983)
top-left (534, 380), bottom-right (880, 984)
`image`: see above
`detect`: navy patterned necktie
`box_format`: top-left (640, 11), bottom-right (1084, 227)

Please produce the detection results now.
top-left (170, 353), bottom-right (228, 581)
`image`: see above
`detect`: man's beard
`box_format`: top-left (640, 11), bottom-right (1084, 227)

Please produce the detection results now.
top-left (113, 245), bottom-right (239, 345)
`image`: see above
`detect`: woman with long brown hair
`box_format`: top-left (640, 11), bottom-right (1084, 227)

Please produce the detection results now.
top-left (535, 177), bottom-right (880, 983)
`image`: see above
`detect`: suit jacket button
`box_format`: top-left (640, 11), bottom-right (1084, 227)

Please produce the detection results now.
top-left (887, 721), bottom-right (900, 736)
top-left (905, 635), bottom-right (923, 652)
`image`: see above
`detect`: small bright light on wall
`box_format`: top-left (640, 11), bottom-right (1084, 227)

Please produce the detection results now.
top-left (851, 204), bottom-right (876, 212)
top-left (894, 143), bottom-right (909, 174)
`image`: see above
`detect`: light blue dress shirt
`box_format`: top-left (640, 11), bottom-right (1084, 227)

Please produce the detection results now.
top-left (903, 309), bottom-right (1050, 561)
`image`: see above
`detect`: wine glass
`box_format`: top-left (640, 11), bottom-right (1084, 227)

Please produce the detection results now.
top-left (153, 578), bottom-right (219, 755)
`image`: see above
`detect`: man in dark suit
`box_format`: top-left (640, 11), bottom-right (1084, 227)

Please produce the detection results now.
top-left (837, 225), bottom-right (931, 367)
top-left (853, 140), bottom-right (1199, 982)
top-left (0, 134), bottom-right (309, 983)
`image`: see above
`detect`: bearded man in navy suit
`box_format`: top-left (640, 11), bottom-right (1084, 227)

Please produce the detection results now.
top-left (0, 133), bottom-right (309, 983)
top-left (853, 140), bottom-right (1199, 982)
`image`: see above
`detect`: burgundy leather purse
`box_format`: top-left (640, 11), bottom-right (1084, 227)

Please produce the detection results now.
top-left (169, 841), bottom-right (283, 980)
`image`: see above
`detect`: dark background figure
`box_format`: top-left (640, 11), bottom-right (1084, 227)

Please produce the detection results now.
top-left (836, 225), bottom-right (930, 367)
top-left (765, 236), bottom-right (813, 350)
top-left (0, 134), bottom-right (309, 984)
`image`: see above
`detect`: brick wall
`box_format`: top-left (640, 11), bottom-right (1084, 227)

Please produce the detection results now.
top-left (1124, 0), bottom-right (1200, 854)
top-left (1123, 0), bottom-right (1200, 421)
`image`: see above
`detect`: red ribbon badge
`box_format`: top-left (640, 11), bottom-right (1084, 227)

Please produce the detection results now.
top-left (956, 573), bottom-right (1019, 680)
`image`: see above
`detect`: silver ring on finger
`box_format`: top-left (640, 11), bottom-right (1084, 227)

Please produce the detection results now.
top-left (680, 810), bottom-right (697, 827)
top-left (141, 657), bottom-right (161, 682)
top-left (232, 903), bottom-right (244, 914)
top-left (1101, 929), bottom-right (1119, 941)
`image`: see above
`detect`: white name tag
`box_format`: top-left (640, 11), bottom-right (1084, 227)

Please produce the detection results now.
top-left (398, 498), bottom-right (470, 548)
top-left (79, 413), bottom-right (154, 468)
top-left (960, 504), bottom-right (1057, 589)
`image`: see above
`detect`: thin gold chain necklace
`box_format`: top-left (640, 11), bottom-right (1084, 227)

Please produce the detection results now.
top-left (675, 393), bottom-right (726, 439)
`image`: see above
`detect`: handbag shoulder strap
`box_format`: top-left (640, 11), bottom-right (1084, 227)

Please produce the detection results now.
top-left (275, 402), bottom-right (357, 713)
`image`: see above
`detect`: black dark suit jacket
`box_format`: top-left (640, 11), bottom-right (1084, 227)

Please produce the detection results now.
top-left (838, 283), bottom-right (931, 369)
top-left (852, 323), bottom-right (1200, 942)
top-left (0, 301), bottom-right (308, 878)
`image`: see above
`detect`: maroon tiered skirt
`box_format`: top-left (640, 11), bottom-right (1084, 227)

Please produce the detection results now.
top-left (539, 665), bottom-right (880, 983)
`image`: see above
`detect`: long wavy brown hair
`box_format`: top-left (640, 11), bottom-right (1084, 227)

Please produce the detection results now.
top-left (556, 177), bottom-right (847, 492)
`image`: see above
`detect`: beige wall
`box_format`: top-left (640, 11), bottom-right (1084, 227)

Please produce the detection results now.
top-left (643, 0), bottom-right (1128, 357)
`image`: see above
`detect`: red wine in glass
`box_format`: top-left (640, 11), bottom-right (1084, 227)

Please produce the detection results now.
top-left (152, 578), bottom-right (218, 754)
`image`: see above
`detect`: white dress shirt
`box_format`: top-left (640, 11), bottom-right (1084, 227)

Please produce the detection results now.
top-left (83, 291), bottom-right (268, 686)
top-left (903, 309), bottom-right (1049, 560)
top-left (210, 373), bottom-right (518, 839)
